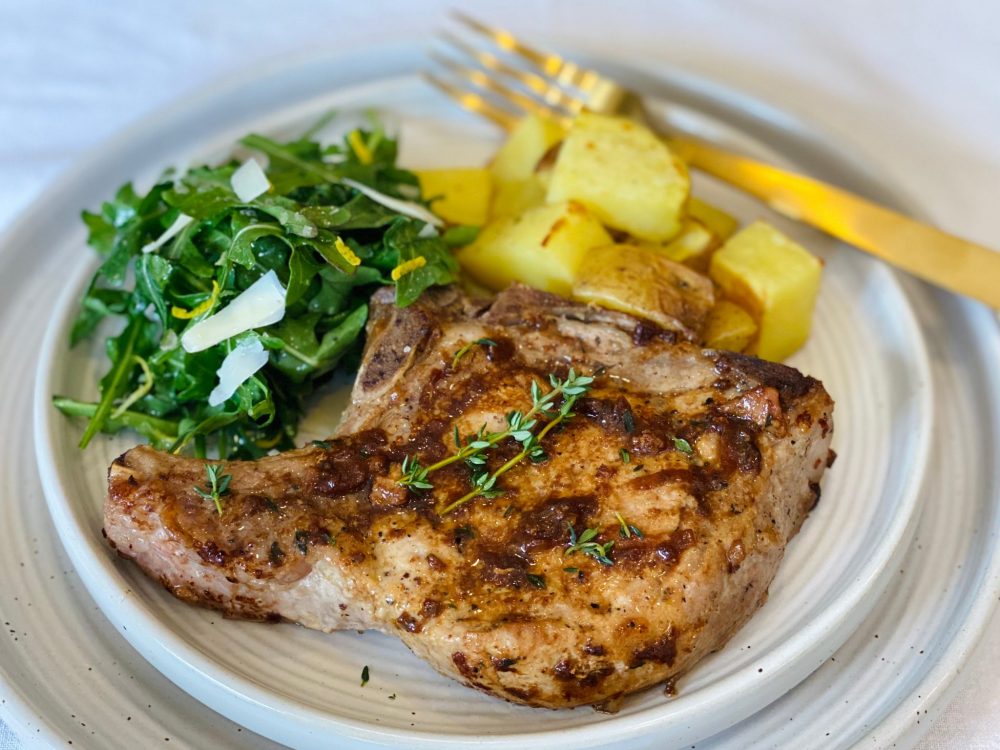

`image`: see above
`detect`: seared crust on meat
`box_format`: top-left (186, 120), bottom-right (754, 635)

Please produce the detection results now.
top-left (105, 284), bottom-right (834, 708)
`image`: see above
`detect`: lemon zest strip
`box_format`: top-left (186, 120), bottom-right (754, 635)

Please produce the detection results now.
top-left (391, 256), bottom-right (427, 281)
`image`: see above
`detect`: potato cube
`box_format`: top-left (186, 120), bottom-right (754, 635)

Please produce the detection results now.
top-left (489, 114), bottom-right (564, 218)
top-left (688, 197), bottom-right (739, 240)
top-left (415, 168), bottom-right (492, 226)
top-left (709, 221), bottom-right (822, 361)
top-left (490, 114), bottom-right (565, 183)
top-left (703, 300), bottom-right (758, 352)
top-left (547, 112), bottom-right (689, 242)
top-left (656, 219), bottom-right (720, 271)
top-left (491, 176), bottom-right (547, 218)
top-left (457, 201), bottom-right (611, 295)
top-left (572, 243), bottom-right (715, 337)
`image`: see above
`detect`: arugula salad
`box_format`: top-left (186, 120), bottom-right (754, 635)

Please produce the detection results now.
top-left (54, 120), bottom-right (469, 459)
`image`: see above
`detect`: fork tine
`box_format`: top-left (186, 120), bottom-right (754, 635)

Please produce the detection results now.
top-left (451, 11), bottom-right (603, 92)
top-left (421, 72), bottom-right (520, 131)
top-left (438, 32), bottom-right (586, 116)
top-left (430, 52), bottom-right (575, 129)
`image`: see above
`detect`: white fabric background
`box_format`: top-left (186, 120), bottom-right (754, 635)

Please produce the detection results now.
top-left (1, 1), bottom-right (997, 747)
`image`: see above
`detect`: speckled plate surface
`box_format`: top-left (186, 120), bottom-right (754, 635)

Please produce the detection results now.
top-left (0, 46), bottom-right (995, 749)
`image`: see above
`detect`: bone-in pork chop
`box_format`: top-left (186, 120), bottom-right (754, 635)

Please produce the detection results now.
top-left (105, 284), bottom-right (834, 709)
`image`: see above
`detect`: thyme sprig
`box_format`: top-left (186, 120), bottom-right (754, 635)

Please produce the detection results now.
top-left (437, 369), bottom-right (595, 514)
top-left (193, 463), bottom-right (231, 515)
top-left (452, 337), bottom-right (497, 368)
top-left (615, 511), bottom-right (644, 539)
top-left (397, 369), bottom-right (596, 505)
top-left (565, 523), bottom-right (615, 566)
top-left (399, 455), bottom-right (433, 490)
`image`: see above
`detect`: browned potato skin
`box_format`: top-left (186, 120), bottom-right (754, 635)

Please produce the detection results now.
top-left (703, 300), bottom-right (758, 352)
top-left (572, 243), bottom-right (715, 340)
top-left (654, 218), bottom-right (721, 273)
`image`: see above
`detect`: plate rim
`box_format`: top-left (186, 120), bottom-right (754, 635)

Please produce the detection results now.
top-left (0, 41), bottom-right (984, 750)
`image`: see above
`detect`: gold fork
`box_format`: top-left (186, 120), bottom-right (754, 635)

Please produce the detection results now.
top-left (426, 13), bottom-right (1000, 309)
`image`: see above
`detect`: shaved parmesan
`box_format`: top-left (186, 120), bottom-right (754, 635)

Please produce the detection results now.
top-left (141, 214), bottom-right (193, 254)
top-left (342, 178), bottom-right (443, 227)
top-left (231, 158), bottom-right (271, 202)
top-left (395, 183), bottom-right (421, 200)
top-left (208, 337), bottom-right (269, 407)
top-left (159, 330), bottom-right (178, 351)
top-left (181, 270), bottom-right (286, 353)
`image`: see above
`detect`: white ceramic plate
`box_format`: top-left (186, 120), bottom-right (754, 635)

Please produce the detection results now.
top-left (32, 51), bottom-right (932, 749)
top-left (0, 46), bottom-right (991, 750)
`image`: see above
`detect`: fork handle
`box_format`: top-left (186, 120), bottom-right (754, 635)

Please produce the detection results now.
top-left (665, 136), bottom-right (1000, 309)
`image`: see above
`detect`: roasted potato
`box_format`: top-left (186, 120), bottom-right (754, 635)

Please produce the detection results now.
top-left (702, 300), bottom-right (758, 352)
top-left (492, 177), bottom-right (547, 218)
top-left (656, 218), bottom-right (720, 271)
top-left (709, 221), bottom-right (822, 361)
top-left (490, 114), bottom-right (564, 218)
top-left (457, 201), bottom-right (611, 295)
top-left (688, 197), bottom-right (739, 240)
top-left (571, 243), bottom-right (715, 338)
top-left (415, 168), bottom-right (492, 226)
top-left (547, 112), bottom-right (689, 242)
top-left (491, 114), bottom-right (565, 183)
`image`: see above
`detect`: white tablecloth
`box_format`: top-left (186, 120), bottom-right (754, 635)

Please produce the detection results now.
top-left (2, 1), bottom-right (997, 747)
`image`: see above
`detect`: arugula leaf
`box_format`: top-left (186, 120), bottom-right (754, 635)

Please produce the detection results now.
top-left (310, 231), bottom-right (360, 276)
top-left (70, 284), bottom-right (130, 346)
top-left (53, 397), bottom-right (179, 450)
top-left (79, 315), bottom-right (144, 448)
top-left (135, 254), bottom-right (173, 325)
top-left (314, 303), bottom-right (368, 372)
top-left (227, 214), bottom-right (283, 269)
top-left (286, 246), bottom-right (325, 306)
top-left (385, 219), bottom-right (459, 307)
top-left (306, 194), bottom-right (399, 230)
top-left (441, 225), bottom-right (479, 247)
top-left (240, 133), bottom-right (339, 190)
top-left (59, 118), bottom-right (468, 459)
top-left (254, 195), bottom-right (318, 238)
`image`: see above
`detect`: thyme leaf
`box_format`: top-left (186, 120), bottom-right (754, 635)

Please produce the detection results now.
top-left (565, 523), bottom-right (615, 566)
top-left (398, 455), bottom-right (433, 490)
top-left (615, 511), bottom-right (644, 539)
top-left (193, 463), bottom-right (231, 515)
top-left (451, 337), bottom-right (497, 368)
